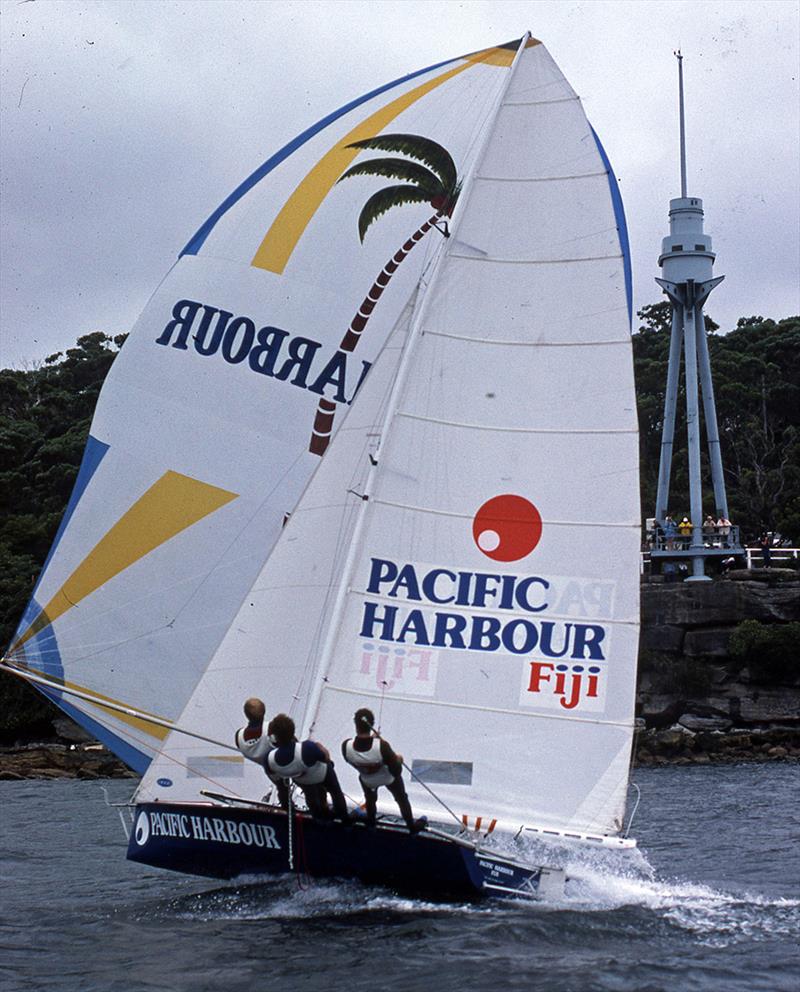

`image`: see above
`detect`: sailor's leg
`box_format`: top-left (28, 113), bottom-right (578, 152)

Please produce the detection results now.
top-left (362, 784), bottom-right (378, 826)
top-left (387, 776), bottom-right (426, 832)
top-left (266, 772), bottom-right (290, 810)
top-left (302, 783), bottom-right (328, 819)
top-left (324, 763), bottom-right (349, 821)
top-left (387, 776), bottom-right (414, 827)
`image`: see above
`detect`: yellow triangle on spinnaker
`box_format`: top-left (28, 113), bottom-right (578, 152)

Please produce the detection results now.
top-left (11, 470), bottom-right (238, 651)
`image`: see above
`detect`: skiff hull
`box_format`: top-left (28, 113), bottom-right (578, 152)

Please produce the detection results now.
top-left (126, 802), bottom-right (557, 900)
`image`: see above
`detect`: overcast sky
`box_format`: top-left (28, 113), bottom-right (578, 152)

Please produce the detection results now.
top-left (1, 0), bottom-right (798, 368)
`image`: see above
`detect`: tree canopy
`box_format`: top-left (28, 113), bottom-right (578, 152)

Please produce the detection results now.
top-left (634, 306), bottom-right (799, 539)
top-left (0, 332), bottom-right (125, 737)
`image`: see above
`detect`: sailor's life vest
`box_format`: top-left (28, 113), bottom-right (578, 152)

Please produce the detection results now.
top-left (234, 725), bottom-right (276, 766)
top-left (344, 737), bottom-right (395, 788)
top-left (267, 743), bottom-right (327, 786)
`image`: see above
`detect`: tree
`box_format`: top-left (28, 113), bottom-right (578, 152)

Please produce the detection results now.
top-left (308, 133), bottom-right (462, 454)
top-left (0, 333), bottom-right (125, 740)
top-left (632, 309), bottom-right (800, 541)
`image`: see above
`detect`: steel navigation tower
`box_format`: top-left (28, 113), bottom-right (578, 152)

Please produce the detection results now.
top-left (652, 52), bottom-right (740, 580)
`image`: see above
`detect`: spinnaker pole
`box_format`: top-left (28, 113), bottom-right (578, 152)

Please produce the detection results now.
top-left (0, 661), bottom-right (239, 754)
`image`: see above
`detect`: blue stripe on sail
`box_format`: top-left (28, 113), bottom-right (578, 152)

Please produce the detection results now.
top-left (20, 435), bottom-right (110, 630)
top-left (180, 53), bottom-right (462, 257)
top-left (39, 687), bottom-right (150, 774)
top-left (590, 125), bottom-right (633, 326)
top-left (10, 602), bottom-right (150, 774)
top-left (8, 595), bottom-right (66, 686)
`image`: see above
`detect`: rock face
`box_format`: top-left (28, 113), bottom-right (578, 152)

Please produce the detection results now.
top-left (638, 576), bottom-right (800, 733)
top-left (642, 578), bottom-right (800, 635)
top-left (0, 744), bottom-right (136, 780)
top-left (634, 726), bottom-right (800, 765)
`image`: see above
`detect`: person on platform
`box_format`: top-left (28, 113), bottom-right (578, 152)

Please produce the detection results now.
top-left (678, 516), bottom-right (693, 547)
top-left (234, 697), bottom-right (288, 808)
top-left (663, 515), bottom-right (677, 551)
top-left (717, 515), bottom-right (732, 547)
top-left (703, 515), bottom-right (717, 546)
top-left (342, 708), bottom-right (426, 833)
top-left (266, 713), bottom-right (350, 822)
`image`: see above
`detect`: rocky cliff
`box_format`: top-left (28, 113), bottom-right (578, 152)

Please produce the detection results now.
top-left (635, 571), bottom-right (800, 761)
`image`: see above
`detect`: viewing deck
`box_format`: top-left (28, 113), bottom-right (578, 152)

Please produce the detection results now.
top-left (649, 525), bottom-right (743, 559)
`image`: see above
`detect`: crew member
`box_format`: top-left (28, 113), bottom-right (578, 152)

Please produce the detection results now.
top-left (342, 708), bottom-right (426, 833)
top-left (234, 697), bottom-right (288, 808)
top-left (266, 713), bottom-right (350, 822)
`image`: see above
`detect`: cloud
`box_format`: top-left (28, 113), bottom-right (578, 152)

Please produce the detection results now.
top-left (1, 0), bottom-right (798, 367)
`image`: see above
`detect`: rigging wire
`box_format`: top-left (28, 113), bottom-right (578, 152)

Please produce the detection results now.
top-left (624, 783), bottom-right (641, 838)
top-left (364, 716), bottom-right (463, 831)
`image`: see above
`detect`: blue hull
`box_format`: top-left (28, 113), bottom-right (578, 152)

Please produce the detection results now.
top-left (126, 802), bottom-right (548, 900)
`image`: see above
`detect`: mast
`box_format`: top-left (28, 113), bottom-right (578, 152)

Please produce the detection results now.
top-left (654, 50), bottom-right (731, 581)
top-left (302, 33), bottom-right (532, 738)
top-left (677, 51), bottom-right (687, 198)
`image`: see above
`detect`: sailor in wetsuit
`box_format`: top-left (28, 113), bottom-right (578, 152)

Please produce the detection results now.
top-left (342, 708), bottom-right (426, 833)
top-left (234, 697), bottom-right (288, 808)
top-left (266, 713), bottom-right (350, 822)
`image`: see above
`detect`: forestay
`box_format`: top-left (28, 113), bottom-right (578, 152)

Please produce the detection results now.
top-left (4, 40), bottom-right (534, 773)
top-left (305, 38), bottom-right (640, 836)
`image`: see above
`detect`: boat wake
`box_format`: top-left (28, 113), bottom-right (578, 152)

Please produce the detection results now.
top-left (161, 876), bottom-right (489, 923)
top-left (563, 863), bottom-right (799, 945)
top-left (152, 845), bottom-right (799, 951)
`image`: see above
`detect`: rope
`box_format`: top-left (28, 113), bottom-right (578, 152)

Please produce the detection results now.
top-left (377, 678), bottom-right (387, 732)
top-left (624, 783), bottom-right (641, 838)
top-left (295, 806), bottom-right (310, 889)
top-left (287, 787), bottom-right (294, 872)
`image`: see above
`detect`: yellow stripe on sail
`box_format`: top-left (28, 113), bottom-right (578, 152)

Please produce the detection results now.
top-left (251, 44), bottom-right (528, 275)
top-left (11, 471), bottom-right (238, 651)
top-left (10, 663), bottom-right (172, 741)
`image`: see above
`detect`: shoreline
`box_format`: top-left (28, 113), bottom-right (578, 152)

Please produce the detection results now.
top-left (1, 727), bottom-right (798, 780)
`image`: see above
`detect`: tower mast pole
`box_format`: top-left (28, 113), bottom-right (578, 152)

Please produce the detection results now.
top-left (654, 50), bottom-right (732, 580)
top-left (677, 50), bottom-right (688, 198)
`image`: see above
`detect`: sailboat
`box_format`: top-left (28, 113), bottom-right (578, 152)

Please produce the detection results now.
top-left (3, 34), bottom-right (640, 900)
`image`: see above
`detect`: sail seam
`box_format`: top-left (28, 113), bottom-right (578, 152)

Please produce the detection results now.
top-left (369, 497), bottom-right (640, 528)
top-left (423, 331), bottom-right (630, 347)
top-left (395, 412), bottom-right (638, 435)
top-left (474, 171), bottom-right (608, 183)
top-left (446, 253), bottom-right (623, 265)
top-left (347, 587), bottom-right (639, 625)
top-left (503, 96), bottom-right (580, 106)
top-left (324, 683), bottom-right (635, 728)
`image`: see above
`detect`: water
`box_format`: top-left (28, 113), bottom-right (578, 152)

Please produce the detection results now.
top-left (1, 764), bottom-right (798, 992)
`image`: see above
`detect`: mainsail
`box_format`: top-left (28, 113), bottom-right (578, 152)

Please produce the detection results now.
top-left (304, 39), bottom-right (639, 836)
top-left (137, 36), bottom-right (639, 840)
top-left (4, 40), bottom-right (537, 773)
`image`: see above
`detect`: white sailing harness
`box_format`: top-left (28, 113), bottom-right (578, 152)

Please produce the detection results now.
top-left (344, 737), bottom-right (394, 788)
top-left (267, 742), bottom-right (327, 785)
top-left (234, 725), bottom-right (275, 765)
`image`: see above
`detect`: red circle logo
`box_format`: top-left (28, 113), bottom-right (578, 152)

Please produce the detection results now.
top-left (472, 495), bottom-right (542, 562)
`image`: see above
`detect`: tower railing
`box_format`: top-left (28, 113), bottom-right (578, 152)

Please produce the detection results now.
top-left (647, 524), bottom-right (741, 555)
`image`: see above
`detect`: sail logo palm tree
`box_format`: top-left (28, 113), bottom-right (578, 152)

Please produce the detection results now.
top-left (308, 133), bottom-right (462, 455)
